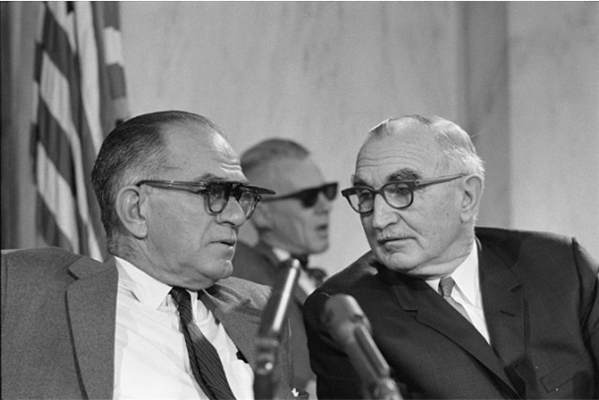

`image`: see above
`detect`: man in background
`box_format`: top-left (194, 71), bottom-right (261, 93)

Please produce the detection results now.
top-left (2, 111), bottom-right (299, 399)
top-left (304, 115), bottom-right (599, 399)
top-left (233, 138), bottom-right (337, 398)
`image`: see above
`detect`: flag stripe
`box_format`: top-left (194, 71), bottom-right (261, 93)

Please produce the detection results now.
top-left (37, 196), bottom-right (73, 253)
top-left (41, 3), bottom-right (75, 82)
top-left (32, 1), bottom-right (128, 260)
top-left (35, 101), bottom-right (75, 188)
top-left (36, 143), bottom-right (79, 249)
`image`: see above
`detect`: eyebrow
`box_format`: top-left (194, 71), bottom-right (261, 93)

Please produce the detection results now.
top-left (193, 173), bottom-right (249, 185)
top-left (352, 169), bottom-right (421, 186)
top-left (388, 170), bottom-right (421, 181)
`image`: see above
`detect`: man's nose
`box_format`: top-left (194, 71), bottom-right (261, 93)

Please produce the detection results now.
top-left (314, 191), bottom-right (334, 213)
top-left (371, 193), bottom-right (400, 230)
top-left (217, 197), bottom-right (247, 226)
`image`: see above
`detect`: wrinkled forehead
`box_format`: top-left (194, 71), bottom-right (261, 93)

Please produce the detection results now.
top-left (354, 126), bottom-right (443, 184)
top-left (161, 122), bottom-right (245, 181)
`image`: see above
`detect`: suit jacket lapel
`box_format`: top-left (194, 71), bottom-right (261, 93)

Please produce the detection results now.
top-left (479, 239), bottom-right (526, 395)
top-left (202, 282), bottom-right (298, 399)
top-left (67, 257), bottom-right (118, 400)
top-left (382, 263), bottom-right (520, 397)
top-left (200, 286), bottom-right (262, 367)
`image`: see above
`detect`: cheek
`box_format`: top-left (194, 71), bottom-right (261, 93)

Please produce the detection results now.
top-left (360, 216), bottom-right (377, 243)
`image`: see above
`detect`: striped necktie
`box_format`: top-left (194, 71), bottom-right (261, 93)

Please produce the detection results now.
top-left (170, 287), bottom-right (236, 400)
top-left (438, 277), bottom-right (473, 324)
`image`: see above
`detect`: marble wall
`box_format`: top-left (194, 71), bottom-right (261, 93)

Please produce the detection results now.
top-left (120, 2), bottom-right (599, 271)
top-left (4, 2), bottom-right (598, 269)
top-left (508, 3), bottom-right (599, 246)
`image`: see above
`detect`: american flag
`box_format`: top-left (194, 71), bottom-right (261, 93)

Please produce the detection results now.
top-left (31, 1), bottom-right (128, 260)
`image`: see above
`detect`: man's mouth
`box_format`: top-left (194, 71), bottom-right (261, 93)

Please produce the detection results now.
top-left (376, 234), bottom-right (410, 246)
top-left (217, 238), bottom-right (237, 247)
top-left (316, 223), bottom-right (329, 233)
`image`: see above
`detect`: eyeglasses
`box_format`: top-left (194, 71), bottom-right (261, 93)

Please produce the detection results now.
top-left (341, 174), bottom-right (467, 214)
top-left (136, 180), bottom-right (275, 218)
top-left (261, 182), bottom-right (338, 208)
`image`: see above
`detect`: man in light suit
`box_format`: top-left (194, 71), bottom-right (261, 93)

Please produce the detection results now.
top-left (232, 139), bottom-right (337, 398)
top-left (304, 115), bottom-right (599, 399)
top-left (1, 110), bottom-right (299, 399)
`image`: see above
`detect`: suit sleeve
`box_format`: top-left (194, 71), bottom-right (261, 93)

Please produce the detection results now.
top-left (574, 239), bottom-right (599, 373)
top-left (304, 290), bottom-right (363, 399)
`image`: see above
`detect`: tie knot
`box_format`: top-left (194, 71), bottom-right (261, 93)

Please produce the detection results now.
top-left (170, 286), bottom-right (193, 324)
top-left (438, 276), bottom-right (456, 298)
top-left (306, 267), bottom-right (327, 286)
top-left (291, 254), bottom-right (309, 268)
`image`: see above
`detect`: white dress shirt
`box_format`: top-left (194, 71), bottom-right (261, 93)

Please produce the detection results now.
top-left (426, 245), bottom-right (491, 344)
top-left (113, 257), bottom-right (254, 399)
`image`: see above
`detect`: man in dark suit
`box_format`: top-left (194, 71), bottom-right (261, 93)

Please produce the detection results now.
top-left (232, 139), bottom-right (337, 398)
top-left (1, 111), bottom-right (299, 399)
top-left (303, 115), bottom-right (599, 399)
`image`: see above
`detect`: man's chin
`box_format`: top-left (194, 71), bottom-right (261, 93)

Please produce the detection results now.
top-left (374, 250), bottom-right (416, 272)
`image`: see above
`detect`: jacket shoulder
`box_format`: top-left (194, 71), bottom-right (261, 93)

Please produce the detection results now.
top-left (232, 241), bottom-right (277, 285)
top-left (475, 226), bottom-right (598, 275)
top-left (319, 250), bottom-right (379, 292)
top-left (2, 247), bottom-right (87, 279)
top-left (209, 275), bottom-right (272, 307)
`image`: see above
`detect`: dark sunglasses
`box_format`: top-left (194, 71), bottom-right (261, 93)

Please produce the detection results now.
top-left (262, 182), bottom-right (338, 208)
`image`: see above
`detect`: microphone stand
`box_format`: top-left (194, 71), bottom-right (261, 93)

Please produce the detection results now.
top-left (253, 258), bottom-right (301, 400)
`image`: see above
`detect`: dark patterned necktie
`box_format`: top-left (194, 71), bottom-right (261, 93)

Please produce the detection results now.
top-left (438, 277), bottom-right (473, 324)
top-left (170, 287), bottom-right (236, 400)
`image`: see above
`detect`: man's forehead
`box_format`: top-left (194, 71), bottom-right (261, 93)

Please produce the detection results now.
top-left (161, 123), bottom-right (244, 180)
top-left (354, 131), bottom-right (441, 184)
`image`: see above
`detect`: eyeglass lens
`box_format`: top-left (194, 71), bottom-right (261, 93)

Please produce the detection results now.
top-left (350, 183), bottom-right (412, 213)
top-left (298, 183), bottom-right (338, 208)
top-left (207, 183), bottom-right (260, 216)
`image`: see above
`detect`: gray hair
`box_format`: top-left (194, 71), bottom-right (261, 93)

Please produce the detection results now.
top-left (368, 115), bottom-right (485, 177)
top-left (241, 138), bottom-right (310, 178)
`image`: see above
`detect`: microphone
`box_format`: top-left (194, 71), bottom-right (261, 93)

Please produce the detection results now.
top-left (322, 294), bottom-right (403, 400)
top-left (253, 258), bottom-right (301, 400)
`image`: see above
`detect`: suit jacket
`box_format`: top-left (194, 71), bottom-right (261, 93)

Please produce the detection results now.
top-left (1, 247), bottom-right (297, 400)
top-left (304, 228), bottom-right (599, 399)
top-left (232, 241), bottom-right (315, 392)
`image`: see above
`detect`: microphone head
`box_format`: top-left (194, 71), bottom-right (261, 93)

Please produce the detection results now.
top-left (322, 294), bottom-right (372, 345)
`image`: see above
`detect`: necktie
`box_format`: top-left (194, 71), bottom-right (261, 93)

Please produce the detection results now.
top-left (291, 254), bottom-right (327, 286)
top-left (305, 266), bottom-right (327, 287)
top-left (438, 277), bottom-right (472, 324)
top-left (170, 287), bottom-right (236, 400)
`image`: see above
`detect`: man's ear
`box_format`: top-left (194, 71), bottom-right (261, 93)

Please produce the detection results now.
top-left (115, 186), bottom-right (148, 239)
top-left (250, 203), bottom-right (272, 230)
top-left (460, 174), bottom-right (484, 223)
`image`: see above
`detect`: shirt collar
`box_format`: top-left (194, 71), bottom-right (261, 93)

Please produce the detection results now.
top-left (271, 247), bottom-right (292, 263)
top-left (115, 256), bottom-right (173, 310)
top-left (450, 244), bottom-right (480, 307)
top-left (425, 243), bottom-right (480, 306)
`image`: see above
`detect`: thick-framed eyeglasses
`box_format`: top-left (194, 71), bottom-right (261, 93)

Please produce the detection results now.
top-left (261, 182), bottom-right (338, 208)
top-left (135, 180), bottom-right (275, 218)
top-left (341, 174), bottom-right (467, 214)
